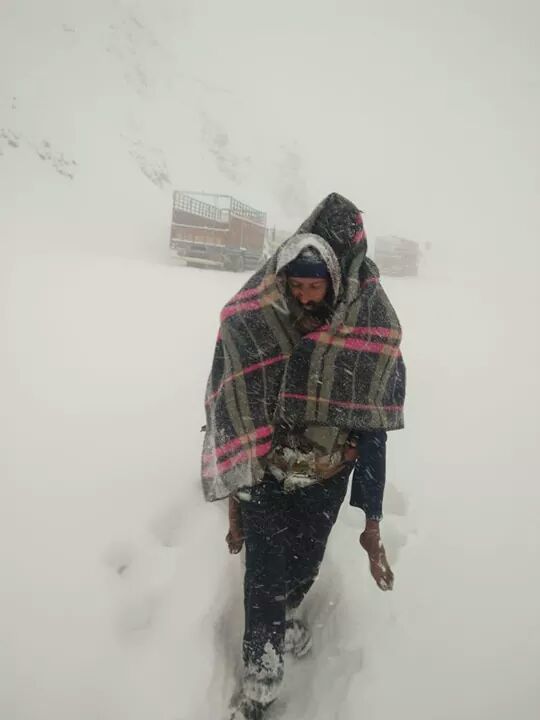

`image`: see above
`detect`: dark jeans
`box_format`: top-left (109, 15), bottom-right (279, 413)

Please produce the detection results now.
top-left (239, 466), bottom-right (350, 703)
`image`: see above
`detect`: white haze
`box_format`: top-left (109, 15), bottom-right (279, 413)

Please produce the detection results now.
top-left (1, 1), bottom-right (539, 719)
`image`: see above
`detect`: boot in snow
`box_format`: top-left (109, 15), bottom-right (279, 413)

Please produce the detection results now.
top-left (228, 694), bottom-right (269, 720)
top-left (284, 618), bottom-right (312, 658)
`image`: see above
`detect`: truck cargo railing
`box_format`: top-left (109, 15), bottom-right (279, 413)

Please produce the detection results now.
top-left (173, 191), bottom-right (266, 226)
top-left (229, 197), bottom-right (266, 225)
top-left (173, 192), bottom-right (226, 223)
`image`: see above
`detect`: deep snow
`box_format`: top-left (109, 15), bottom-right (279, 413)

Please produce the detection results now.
top-left (4, 248), bottom-right (540, 720)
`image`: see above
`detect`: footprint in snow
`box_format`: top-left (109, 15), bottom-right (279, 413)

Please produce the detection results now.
top-left (103, 540), bottom-right (136, 576)
top-left (103, 540), bottom-right (177, 639)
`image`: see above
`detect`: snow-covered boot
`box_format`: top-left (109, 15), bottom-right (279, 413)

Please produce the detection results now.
top-left (228, 693), bottom-right (269, 720)
top-left (284, 617), bottom-right (312, 658)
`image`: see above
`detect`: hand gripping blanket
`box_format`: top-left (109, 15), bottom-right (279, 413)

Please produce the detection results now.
top-left (202, 193), bottom-right (406, 501)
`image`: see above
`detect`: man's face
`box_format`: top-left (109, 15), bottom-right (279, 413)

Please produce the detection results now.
top-left (287, 277), bottom-right (329, 310)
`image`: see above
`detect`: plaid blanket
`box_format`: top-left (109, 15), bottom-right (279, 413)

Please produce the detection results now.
top-left (202, 193), bottom-right (406, 501)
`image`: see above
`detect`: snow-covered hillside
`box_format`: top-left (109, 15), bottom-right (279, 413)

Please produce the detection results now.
top-left (0, 0), bottom-right (316, 265)
top-left (2, 1), bottom-right (540, 719)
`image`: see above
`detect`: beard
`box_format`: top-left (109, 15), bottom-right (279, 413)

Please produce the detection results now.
top-left (287, 292), bottom-right (334, 335)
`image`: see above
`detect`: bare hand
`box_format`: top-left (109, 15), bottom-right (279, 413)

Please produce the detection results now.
top-left (227, 496), bottom-right (244, 554)
top-left (360, 527), bottom-right (394, 591)
top-left (226, 526), bottom-right (244, 554)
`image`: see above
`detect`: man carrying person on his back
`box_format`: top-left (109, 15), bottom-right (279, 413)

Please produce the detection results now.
top-left (201, 193), bottom-right (406, 720)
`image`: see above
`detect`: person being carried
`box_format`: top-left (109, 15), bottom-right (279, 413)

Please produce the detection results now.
top-left (201, 193), bottom-right (406, 720)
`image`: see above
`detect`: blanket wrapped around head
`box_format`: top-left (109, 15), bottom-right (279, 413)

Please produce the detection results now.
top-left (202, 192), bottom-right (406, 501)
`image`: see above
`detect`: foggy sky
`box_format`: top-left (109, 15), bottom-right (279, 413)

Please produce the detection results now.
top-left (174, 0), bottom-right (540, 261)
top-left (2, 0), bottom-right (538, 266)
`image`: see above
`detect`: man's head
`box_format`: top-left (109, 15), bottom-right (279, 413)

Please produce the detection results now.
top-left (287, 276), bottom-right (329, 309)
top-left (284, 247), bottom-right (331, 311)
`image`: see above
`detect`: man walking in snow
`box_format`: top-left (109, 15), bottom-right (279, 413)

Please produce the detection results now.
top-left (202, 193), bottom-right (406, 720)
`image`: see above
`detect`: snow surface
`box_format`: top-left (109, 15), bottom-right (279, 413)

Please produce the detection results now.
top-left (2, 1), bottom-right (540, 719)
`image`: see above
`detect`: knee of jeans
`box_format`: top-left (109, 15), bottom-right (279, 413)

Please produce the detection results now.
top-left (245, 573), bottom-right (285, 601)
top-left (245, 542), bottom-right (286, 573)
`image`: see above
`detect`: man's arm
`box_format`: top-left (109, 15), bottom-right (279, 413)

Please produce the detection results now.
top-left (348, 431), bottom-right (394, 591)
top-left (349, 430), bottom-right (387, 521)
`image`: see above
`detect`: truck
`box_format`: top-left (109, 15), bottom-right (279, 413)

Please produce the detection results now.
top-left (374, 235), bottom-right (420, 276)
top-left (169, 191), bottom-right (267, 271)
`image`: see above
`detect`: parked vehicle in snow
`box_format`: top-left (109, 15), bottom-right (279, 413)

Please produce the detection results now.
top-left (170, 191), bottom-right (266, 271)
top-left (374, 235), bottom-right (420, 276)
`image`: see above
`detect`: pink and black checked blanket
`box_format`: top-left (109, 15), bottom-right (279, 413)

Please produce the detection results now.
top-left (202, 193), bottom-right (406, 501)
